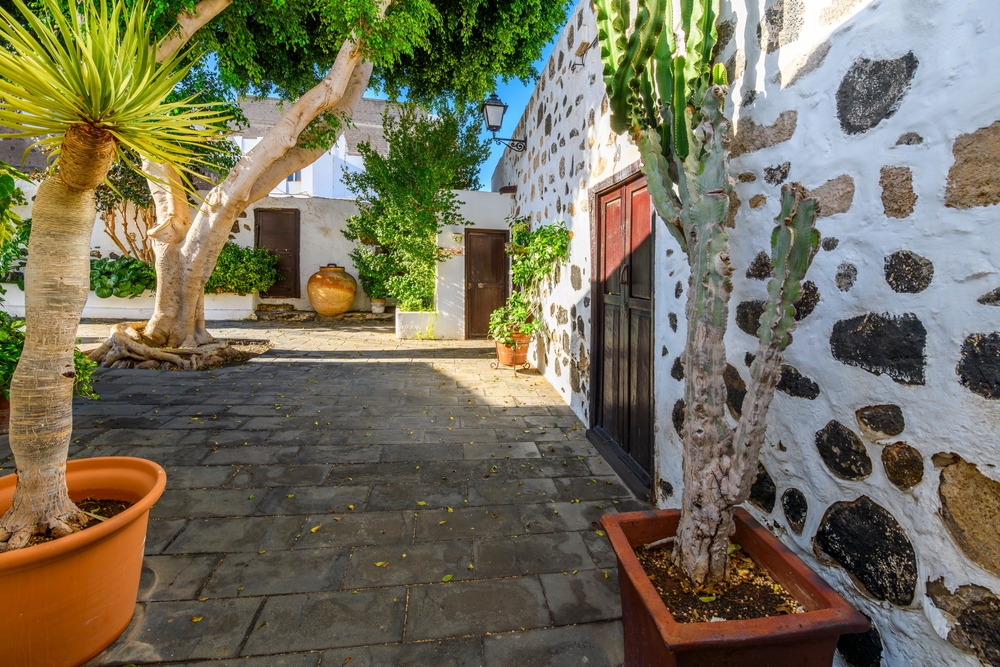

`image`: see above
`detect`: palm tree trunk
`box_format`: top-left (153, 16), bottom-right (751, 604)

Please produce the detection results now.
top-left (0, 125), bottom-right (116, 551)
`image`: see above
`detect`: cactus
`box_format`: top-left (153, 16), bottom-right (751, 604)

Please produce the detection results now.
top-left (597, 0), bottom-right (821, 585)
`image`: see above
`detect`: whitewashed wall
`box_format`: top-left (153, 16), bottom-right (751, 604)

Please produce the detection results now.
top-left (435, 191), bottom-right (515, 339)
top-left (493, 0), bottom-right (1000, 665)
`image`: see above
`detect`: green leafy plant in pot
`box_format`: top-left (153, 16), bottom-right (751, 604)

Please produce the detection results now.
top-left (595, 0), bottom-right (867, 663)
top-left (488, 217), bottom-right (569, 368)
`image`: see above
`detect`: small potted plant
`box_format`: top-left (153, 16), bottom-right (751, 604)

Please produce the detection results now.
top-left (596, 0), bottom-right (867, 664)
top-left (349, 246), bottom-right (392, 313)
top-left (487, 291), bottom-right (539, 368)
top-left (488, 217), bottom-right (569, 369)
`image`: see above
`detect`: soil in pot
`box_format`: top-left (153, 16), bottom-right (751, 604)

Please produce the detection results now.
top-left (637, 543), bottom-right (803, 623)
top-left (24, 497), bottom-right (134, 548)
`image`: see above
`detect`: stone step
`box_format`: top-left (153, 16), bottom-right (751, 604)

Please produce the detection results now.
top-left (256, 303), bottom-right (296, 312)
top-left (255, 309), bottom-right (316, 322)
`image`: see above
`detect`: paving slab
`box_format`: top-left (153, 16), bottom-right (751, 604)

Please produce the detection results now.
top-left (75, 320), bottom-right (644, 666)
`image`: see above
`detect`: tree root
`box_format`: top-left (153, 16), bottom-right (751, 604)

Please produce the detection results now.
top-left (87, 321), bottom-right (239, 370)
top-left (0, 467), bottom-right (88, 552)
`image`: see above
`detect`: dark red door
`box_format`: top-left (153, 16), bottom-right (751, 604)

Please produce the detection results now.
top-left (255, 209), bottom-right (300, 298)
top-left (591, 176), bottom-right (654, 488)
top-left (466, 230), bottom-right (510, 339)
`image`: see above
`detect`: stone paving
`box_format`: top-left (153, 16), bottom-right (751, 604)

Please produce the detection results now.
top-left (2, 320), bottom-right (648, 666)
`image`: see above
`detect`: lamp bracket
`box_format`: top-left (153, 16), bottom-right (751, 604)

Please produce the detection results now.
top-left (491, 133), bottom-right (527, 153)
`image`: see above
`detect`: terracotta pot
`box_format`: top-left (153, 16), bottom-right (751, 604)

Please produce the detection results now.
top-left (307, 265), bottom-right (357, 317)
top-left (495, 333), bottom-right (530, 367)
top-left (371, 298), bottom-right (386, 314)
top-left (601, 508), bottom-right (868, 667)
top-left (0, 457), bottom-right (167, 667)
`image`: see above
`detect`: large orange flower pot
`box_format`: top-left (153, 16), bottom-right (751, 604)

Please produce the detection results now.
top-left (307, 264), bottom-right (358, 316)
top-left (494, 333), bottom-right (531, 368)
top-left (0, 457), bottom-right (166, 667)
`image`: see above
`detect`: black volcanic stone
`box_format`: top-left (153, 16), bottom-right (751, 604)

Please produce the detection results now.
top-left (882, 442), bottom-right (924, 490)
top-left (884, 250), bottom-right (934, 293)
top-left (777, 364), bottom-right (820, 399)
top-left (815, 420), bottom-right (872, 480)
top-left (658, 479), bottom-right (674, 499)
top-left (672, 399), bottom-right (685, 436)
top-left (837, 612), bottom-right (883, 667)
top-left (748, 464), bottom-right (776, 513)
top-left (736, 300), bottom-right (765, 336)
top-left (571, 265), bottom-right (582, 291)
top-left (556, 306), bottom-right (569, 325)
top-left (815, 496), bottom-right (917, 606)
top-left (675, 280), bottom-right (683, 298)
top-left (670, 357), bottom-right (684, 381)
top-left (836, 52), bottom-right (919, 135)
top-left (958, 333), bottom-right (1000, 399)
top-left (836, 263), bottom-right (858, 292)
top-left (668, 313), bottom-right (678, 332)
top-left (831, 313), bottom-right (926, 385)
top-left (781, 488), bottom-right (808, 534)
top-left (746, 251), bottom-right (773, 281)
top-left (724, 364), bottom-right (747, 417)
top-left (764, 162), bottom-right (791, 185)
top-left (822, 237), bottom-right (840, 251)
top-left (793, 281), bottom-right (820, 320)
top-left (856, 404), bottom-right (904, 437)
top-left (745, 352), bottom-right (755, 367)
top-left (896, 132), bottom-right (923, 145)
top-left (977, 287), bottom-right (1000, 305)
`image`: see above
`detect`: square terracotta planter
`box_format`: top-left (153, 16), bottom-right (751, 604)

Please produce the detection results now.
top-left (600, 508), bottom-right (868, 667)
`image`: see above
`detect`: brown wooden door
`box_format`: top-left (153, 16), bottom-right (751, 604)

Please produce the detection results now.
top-left (465, 229), bottom-right (509, 339)
top-left (591, 176), bottom-right (654, 489)
top-left (255, 209), bottom-right (300, 298)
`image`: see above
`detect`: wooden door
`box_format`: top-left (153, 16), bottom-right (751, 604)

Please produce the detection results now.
top-left (465, 229), bottom-right (510, 339)
top-left (590, 176), bottom-right (654, 489)
top-left (255, 209), bottom-right (300, 298)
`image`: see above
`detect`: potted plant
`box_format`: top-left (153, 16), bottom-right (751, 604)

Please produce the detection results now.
top-left (487, 290), bottom-right (539, 368)
top-left (0, 0), bottom-right (226, 663)
top-left (595, 0), bottom-right (867, 663)
top-left (349, 246), bottom-right (392, 313)
top-left (487, 217), bottom-right (569, 368)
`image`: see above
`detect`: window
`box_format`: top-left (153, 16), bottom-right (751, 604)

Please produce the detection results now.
top-left (286, 170), bottom-right (302, 182)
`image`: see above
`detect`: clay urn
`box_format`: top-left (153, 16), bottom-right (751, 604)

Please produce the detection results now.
top-left (307, 264), bottom-right (357, 316)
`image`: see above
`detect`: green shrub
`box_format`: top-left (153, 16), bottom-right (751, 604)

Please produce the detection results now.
top-left (204, 242), bottom-right (282, 295)
top-left (488, 290), bottom-right (542, 347)
top-left (0, 313), bottom-right (97, 399)
top-left (90, 255), bottom-right (156, 298)
top-left (349, 245), bottom-right (395, 301)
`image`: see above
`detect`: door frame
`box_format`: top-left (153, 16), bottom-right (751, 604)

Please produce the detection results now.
top-left (464, 228), bottom-right (510, 340)
top-left (254, 208), bottom-right (301, 299)
top-left (587, 164), bottom-right (655, 499)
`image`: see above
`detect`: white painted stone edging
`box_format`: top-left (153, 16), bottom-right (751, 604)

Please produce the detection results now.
top-left (0, 284), bottom-right (257, 320)
top-left (395, 310), bottom-right (438, 339)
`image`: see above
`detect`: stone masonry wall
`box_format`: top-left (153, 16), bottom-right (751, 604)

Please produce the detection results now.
top-left (493, 0), bottom-right (1000, 665)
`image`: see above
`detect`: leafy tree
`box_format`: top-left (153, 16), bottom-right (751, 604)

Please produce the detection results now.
top-left (0, 0), bottom-right (227, 551)
top-left (65, 0), bottom-right (573, 358)
top-left (343, 103), bottom-right (488, 311)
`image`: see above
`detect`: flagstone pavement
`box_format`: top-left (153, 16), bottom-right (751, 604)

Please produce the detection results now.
top-left (4, 319), bottom-right (651, 666)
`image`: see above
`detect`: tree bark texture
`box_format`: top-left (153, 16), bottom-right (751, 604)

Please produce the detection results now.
top-left (0, 125), bottom-right (116, 550)
top-left (138, 56), bottom-right (373, 348)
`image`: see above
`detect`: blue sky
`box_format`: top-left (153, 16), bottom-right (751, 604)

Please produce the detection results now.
top-left (474, 37), bottom-right (559, 191)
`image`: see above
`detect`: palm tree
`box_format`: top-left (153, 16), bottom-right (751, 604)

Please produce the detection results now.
top-left (0, 0), bottom-right (226, 551)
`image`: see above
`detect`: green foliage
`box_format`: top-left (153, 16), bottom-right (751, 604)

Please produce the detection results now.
top-left (136, 0), bottom-right (570, 109)
top-left (509, 219), bottom-right (570, 288)
top-left (0, 313), bottom-right (97, 398)
top-left (0, 0), bottom-right (230, 186)
top-left (344, 103), bottom-right (488, 312)
top-left (489, 217), bottom-right (570, 346)
top-left (488, 290), bottom-right (540, 348)
top-left (204, 242), bottom-right (282, 295)
top-left (0, 160), bottom-right (26, 247)
top-left (90, 255), bottom-right (156, 298)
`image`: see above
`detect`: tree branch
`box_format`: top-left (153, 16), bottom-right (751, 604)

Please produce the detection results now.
top-left (246, 61), bottom-right (374, 202)
top-left (156, 0), bottom-right (233, 64)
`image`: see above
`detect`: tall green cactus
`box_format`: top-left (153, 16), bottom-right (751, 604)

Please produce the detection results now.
top-left (597, 0), bottom-right (821, 585)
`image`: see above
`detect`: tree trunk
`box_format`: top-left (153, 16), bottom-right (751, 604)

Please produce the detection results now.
top-left (0, 125), bottom-right (116, 551)
top-left (138, 59), bottom-right (373, 348)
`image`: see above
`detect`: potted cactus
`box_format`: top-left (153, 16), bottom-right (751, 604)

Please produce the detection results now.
top-left (595, 0), bottom-right (867, 664)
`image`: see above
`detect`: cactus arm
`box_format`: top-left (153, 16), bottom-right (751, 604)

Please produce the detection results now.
top-left (636, 131), bottom-right (685, 250)
top-left (727, 184), bottom-right (820, 503)
top-left (672, 56), bottom-right (690, 159)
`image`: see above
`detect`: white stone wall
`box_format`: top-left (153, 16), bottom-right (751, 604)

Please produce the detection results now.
top-left (493, 0), bottom-right (1000, 664)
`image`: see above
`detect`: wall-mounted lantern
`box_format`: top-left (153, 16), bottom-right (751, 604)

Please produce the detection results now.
top-left (481, 93), bottom-right (527, 152)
